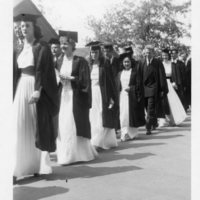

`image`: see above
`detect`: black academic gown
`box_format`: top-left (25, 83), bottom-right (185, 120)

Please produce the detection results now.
top-left (90, 57), bottom-right (118, 129)
top-left (171, 60), bottom-right (187, 110)
top-left (121, 63), bottom-right (146, 127)
top-left (185, 58), bottom-right (191, 106)
top-left (109, 56), bottom-right (121, 129)
top-left (57, 54), bottom-right (92, 139)
top-left (13, 40), bottom-right (60, 152)
top-left (156, 61), bottom-right (170, 117)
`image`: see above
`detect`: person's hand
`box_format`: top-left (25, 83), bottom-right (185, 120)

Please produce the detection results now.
top-left (29, 91), bottom-right (40, 104)
top-left (108, 98), bottom-right (114, 109)
top-left (125, 87), bottom-right (130, 92)
top-left (172, 82), bottom-right (178, 90)
top-left (59, 74), bottom-right (75, 80)
top-left (59, 74), bottom-right (75, 85)
top-left (160, 91), bottom-right (164, 98)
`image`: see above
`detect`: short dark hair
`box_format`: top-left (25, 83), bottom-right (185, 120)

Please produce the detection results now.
top-left (48, 38), bottom-right (60, 45)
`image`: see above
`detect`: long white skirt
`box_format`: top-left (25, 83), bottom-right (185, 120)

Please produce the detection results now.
top-left (167, 80), bottom-right (187, 125)
top-left (120, 90), bottom-right (138, 140)
top-left (90, 85), bottom-right (118, 149)
top-left (57, 86), bottom-right (97, 165)
top-left (159, 80), bottom-right (187, 126)
top-left (13, 75), bottom-right (52, 178)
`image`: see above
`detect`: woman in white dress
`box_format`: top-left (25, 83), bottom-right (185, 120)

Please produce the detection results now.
top-left (119, 52), bottom-right (145, 141)
top-left (56, 31), bottom-right (97, 165)
top-left (159, 48), bottom-right (187, 126)
top-left (86, 42), bottom-right (118, 150)
top-left (13, 14), bottom-right (59, 182)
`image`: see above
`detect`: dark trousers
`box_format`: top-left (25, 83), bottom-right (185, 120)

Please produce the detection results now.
top-left (144, 96), bottom-right (157, 130)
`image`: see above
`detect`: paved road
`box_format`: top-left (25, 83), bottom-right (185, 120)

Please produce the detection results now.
top-left (14, 113), bottom-right (191, 200)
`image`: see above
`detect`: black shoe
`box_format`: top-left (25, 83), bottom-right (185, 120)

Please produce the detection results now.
top-left (146, 130), bottom-right (152, 135)
top-left (151, 123), bottom-right (158, 130)
top-left (33, 173), bottom-right (40, 177)
top-left (13, 176), bottom-right (17, 185)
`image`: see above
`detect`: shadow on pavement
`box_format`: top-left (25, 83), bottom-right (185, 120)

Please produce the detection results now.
top-left (138, 134), bottom-right (184, 140)
top-left (50, 142), bottom-right (163, 163)
top-left (88, 152), bottom-right (155, 164)
top-left (114, 142), bottom-right (165, 150)
top-left (45, 165), bottom-right (142, 181)
top-left (13, 186), bottom-right (69, 200)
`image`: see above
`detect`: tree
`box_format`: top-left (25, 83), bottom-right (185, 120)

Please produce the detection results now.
top-left (87, 0), bottom-right (191, 49)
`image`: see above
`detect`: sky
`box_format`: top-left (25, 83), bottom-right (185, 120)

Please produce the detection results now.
top-left (32, 0), bottom-right (124, 46)
top-left (31, 0), bottom-right (191, 47)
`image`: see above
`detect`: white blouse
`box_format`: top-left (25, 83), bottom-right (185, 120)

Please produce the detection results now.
top-left (163, 61), bottom-right (172, 77)
top-left (120, 69), bottom-right (131, 91)
top-left (60, 55), bottom-right (73, 88)
top-left (60, 55), bottom-right (73, 76)
top-left (17, 44), bottom-right (34, 68)
top-left (91, 64), bottom-right (99, 86)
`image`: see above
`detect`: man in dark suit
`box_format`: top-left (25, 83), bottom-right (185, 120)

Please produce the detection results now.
top-left (138, 45), bottom-right (168, 135)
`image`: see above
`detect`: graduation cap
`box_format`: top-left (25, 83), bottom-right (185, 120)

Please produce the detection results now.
top-left (86, 41), bottom-right (102, 51)
top-left (14, 13), bottom-right (41, 23)
top-left (119, 52), bottom-right (132, 61)
top-left (48, 38), bottom-right (60, 45)
top-left (102, 42), bottom-right (114, 51)
top-left (162, 48), bottom-right (169, 54)
top-left (124, 46), bottom-right (133, 55)
top-left (118, 45), bottom-right (134, 60)
top-left (59, 30), bottom-right (78, 43)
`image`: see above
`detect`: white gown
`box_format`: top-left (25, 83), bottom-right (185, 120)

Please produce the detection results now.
top-left (90, 64), bottom-right (118, 149)
top-left (120, 69), bottom-right (138, 141)
top-left (56, 55), bottom-right (97, 165)
top-left (13, 43), bottom-right (52, 178)
top-left (159, 61), bottom-right (187, 126)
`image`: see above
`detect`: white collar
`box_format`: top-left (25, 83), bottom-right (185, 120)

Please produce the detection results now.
top-left (171, 59), bottom-right (177, 63)
top-left (146, 57), bottom-right (153, 64)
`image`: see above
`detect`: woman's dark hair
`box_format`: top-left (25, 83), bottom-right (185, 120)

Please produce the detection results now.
top-left (120, 55), bottom-right (135, 70)
top-left (161, 48), bottom-right (171, 60)
top-left (88, 49), bottom-right (104, 66)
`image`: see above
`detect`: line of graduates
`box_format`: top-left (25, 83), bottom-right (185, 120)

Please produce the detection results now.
top-left (13, 13), bottom-right (190, 184)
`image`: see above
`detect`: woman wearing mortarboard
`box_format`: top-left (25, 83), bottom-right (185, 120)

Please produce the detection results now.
top-left (13, 13), bottom-right (59, 182)
top-left (56, 31), bottom-right (97, 165)
top-left (118, 50), bottom-right (145, 141)
top-left (158, 48), bottom-right (187, 126)
top-left (87, 41), bottom-right (118, 150)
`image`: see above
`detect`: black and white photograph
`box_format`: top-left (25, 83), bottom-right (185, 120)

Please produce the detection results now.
top-left (1, 0), bottom-right (200, 199)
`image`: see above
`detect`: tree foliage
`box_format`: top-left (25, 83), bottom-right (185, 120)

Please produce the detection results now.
top-left (87, 0), bottom-right (191, 49)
